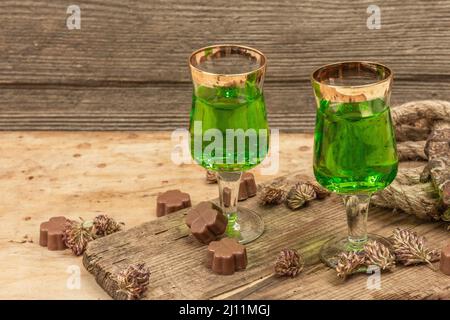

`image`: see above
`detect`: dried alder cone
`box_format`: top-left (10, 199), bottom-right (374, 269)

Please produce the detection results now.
top-left (64, 215), bottom-right (123, 256)
top-left (274, 249), bottom-right (304, 277)
top-left (308, 180), bottom-right (331, 199)
top-left (373, 100), bottom-right (450, 223)
top-left (116, 263), bottom-right (150, 300)
top-left (260, 180), bottom-right (330, 208)
top-left (286, 183), bottom-right (316, 210)
top-left (259, 185), bottom-right (287, 205)
top-left (63, 218), bottom-right (94, 256)
top-left (93, 214), bottom-right (124, 237)
top-left (336, 251), bottom-right (366, 279)
top-left (391, 228), bottom-right (441, 267)
top-left (336, 240), bottom-right (395, 279)
top-left (364, 240), bottom-right (396, 272)
top-left (336, 228), bottom-right (441, 279)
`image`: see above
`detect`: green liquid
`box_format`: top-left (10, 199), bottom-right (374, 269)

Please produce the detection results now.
top-left (189, 84), bottom-right (269, 172)
top-left (313, 98), bottom-right (398, 194)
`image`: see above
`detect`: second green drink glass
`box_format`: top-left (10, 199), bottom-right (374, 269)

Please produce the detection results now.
top-left (311, 62), bottom-right (398, 267)
top-left (189, 45), bottom-right (269, 244)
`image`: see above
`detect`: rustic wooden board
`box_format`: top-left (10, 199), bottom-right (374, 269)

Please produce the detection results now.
top-left (1, 80), bottom-right (449, 131)
top-left (83, 173), bottom-right (450, 300)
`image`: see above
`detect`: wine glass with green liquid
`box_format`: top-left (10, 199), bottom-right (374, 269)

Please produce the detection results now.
top-left (189, 45), bottom-right (269, 244)
top-left (311, 62), bottom-right (398, 267)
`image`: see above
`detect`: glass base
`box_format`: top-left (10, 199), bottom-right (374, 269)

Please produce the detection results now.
top-left (320, 233), bottom-right (391, 268)
top-left (225, 207), bottom-right (264, 244)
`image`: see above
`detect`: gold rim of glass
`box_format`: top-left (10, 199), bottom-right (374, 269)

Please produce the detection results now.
top-left (189, 44), bottom-right (267, 77)
top-left (310, 61), bottom-right (393, 89)
top-left (311, 61), bottom-right (393, 103)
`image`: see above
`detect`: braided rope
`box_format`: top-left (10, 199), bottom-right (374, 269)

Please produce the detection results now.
top-left (372, 100), bottom-right (450, 221)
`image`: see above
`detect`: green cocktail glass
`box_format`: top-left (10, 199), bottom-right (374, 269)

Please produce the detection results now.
top-left (311, 62), bottom-right (398, 267)
top-left (189, 45), bottom-right (269, 244)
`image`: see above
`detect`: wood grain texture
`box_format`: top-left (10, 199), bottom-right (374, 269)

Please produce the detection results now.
top-left (0, 131), bottom-right (313, 299)
top-left (1, 0), bottom-right (449, 129)
top-left (1, 131), bottom-right (448, 299)
top-left (1, 0), bottom-right (450, 83)
top-left (0, 80), bottom-right (448, 131)
top-left (83, 173), bottom-right (450, 300)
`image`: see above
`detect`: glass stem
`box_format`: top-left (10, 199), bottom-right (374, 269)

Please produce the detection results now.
top-left (217, 171), bottom-right (242, 235)
top-left (343, 194), bottom-right (370, 250)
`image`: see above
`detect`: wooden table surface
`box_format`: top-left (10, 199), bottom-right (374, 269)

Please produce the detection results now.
top-left (0, 131), bottom-right (314, 299)
top-left (1, 131), bottom-right (449, 300)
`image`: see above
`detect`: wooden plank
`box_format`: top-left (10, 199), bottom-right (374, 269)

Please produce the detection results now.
top-left (0, 0), bottom-right (450, 84)
top-left (0, 80), bottom-right (448, 131)
top-left (83, 173), bottom-right (450, 300)
top-left (227, 218), bottom-right (450, 300)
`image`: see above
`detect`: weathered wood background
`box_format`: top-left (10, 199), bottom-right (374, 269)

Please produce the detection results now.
top-left (0, 0), bottom-right (449, 130)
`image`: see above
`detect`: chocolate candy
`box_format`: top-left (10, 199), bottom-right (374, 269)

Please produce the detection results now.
top-left (156, 189), bottom-right (191, 217)
top-left (186, 202), bottom-right (227, 244)
top-left (39, 216), bottom-right (68, 251)
top-left (207, 237), bottom-right (247, 275)
top-left (440, 244), bottom-right (450, 275)
top-left (221, 173), bottom-right (256, 207)
top-left (238, 172), bottom-right (257, 201)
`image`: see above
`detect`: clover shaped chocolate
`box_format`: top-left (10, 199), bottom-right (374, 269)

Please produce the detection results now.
top-left (207, 237), bottom-right (247, 275)
top-left (186, 201), bottom-right (227, 244)
top-left (39, 216), bottom-right (68, 251)
top-left (156, 189), bottom-right (191, 217)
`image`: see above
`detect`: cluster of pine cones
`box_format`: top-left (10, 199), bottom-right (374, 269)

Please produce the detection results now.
top-left (63, 214), bottom-right (123, 256)
top-left (260, 180), bottom-right (331, 209)
top-left (336, 228), bottom-right (441, 279)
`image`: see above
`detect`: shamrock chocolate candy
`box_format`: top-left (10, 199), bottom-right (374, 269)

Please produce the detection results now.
top-left (207, 237), bottom-right (247, 275)
top-left (39, 216), bottom-right (68, 251)
top-left (156, 189), bottom-right (191, 217)
top-left (186, 202), bottom-right (227, 244)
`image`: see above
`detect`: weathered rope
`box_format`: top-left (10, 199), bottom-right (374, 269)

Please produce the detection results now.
top-left (372, 100), bottom-right (450, 222)
top-left (391, 100), bottom-right (450, 126)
